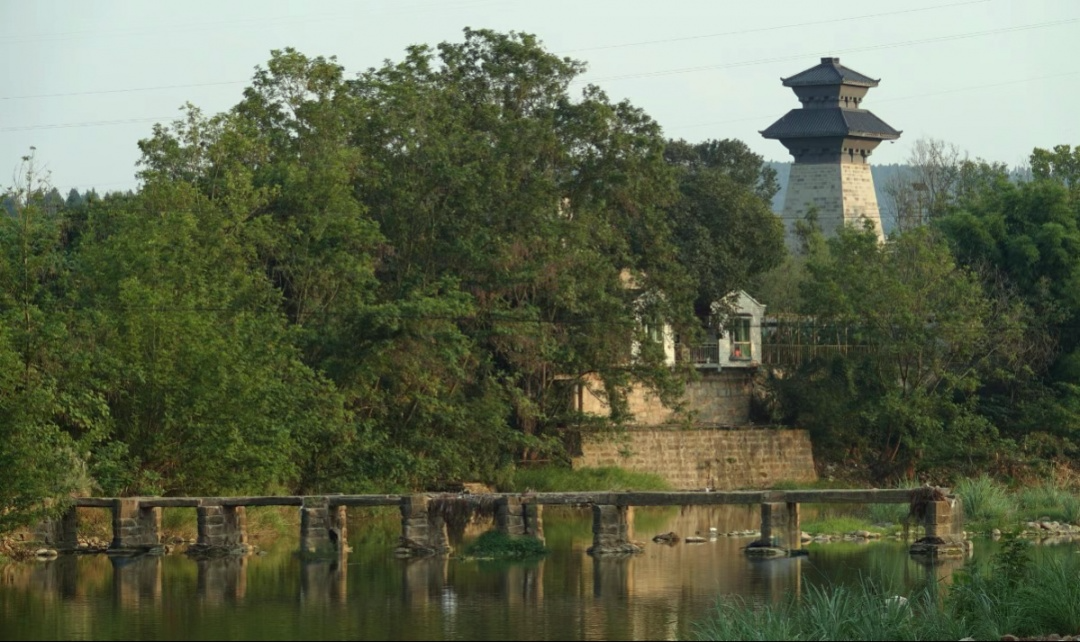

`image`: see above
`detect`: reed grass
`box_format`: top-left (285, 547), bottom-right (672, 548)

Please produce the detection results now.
top-left (690, 537), bottom-right (1080, 642)
top-left (955, 474), bottom-right (1016, 530)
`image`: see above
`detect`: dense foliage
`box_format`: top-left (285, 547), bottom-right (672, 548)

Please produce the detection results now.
top-left (0, 30), bottom-right (781, 530)
top-left (763, 142), bottom-right (1080, 482)
top-left (3, 27), bottom-right (1079, 531)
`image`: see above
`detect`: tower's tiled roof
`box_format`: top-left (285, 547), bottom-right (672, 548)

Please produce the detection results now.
top-left (760, 108), bottom-right (901, 140)
top-left (782, 57), bottom-right (879, 87)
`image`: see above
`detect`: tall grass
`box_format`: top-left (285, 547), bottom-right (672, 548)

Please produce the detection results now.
top-left (692, 579), bottom-right (965, 641)
top-left (955, 474), bottom-right (1016, 530)
top-left (691, 537), bottom-right (1080, 641)
top-left (504, 466), bottom-right (671, 493)
top-left (1017, 481), bottom-right (1080, 524)
top-left (800, 515), bottom-right (885, 536)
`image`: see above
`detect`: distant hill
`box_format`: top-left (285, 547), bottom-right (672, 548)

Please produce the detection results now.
top-left (767, 161), bottom-right (912, 235)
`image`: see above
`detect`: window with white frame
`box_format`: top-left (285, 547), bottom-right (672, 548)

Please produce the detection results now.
top-left (730, 315), bottom-right (751, 360)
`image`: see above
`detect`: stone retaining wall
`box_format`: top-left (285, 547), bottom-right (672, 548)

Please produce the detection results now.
top-left (579, 369), bottom-right (754, 427)
top-left (573, 428), bottom-right (817, 490)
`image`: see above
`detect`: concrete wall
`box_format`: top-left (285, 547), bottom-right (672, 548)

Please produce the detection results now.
top-left (579, 370), bottom-right (754, 427)
top-left (781, 162), bottom-right (883, 250)
top-left (573, 428), bottom-right (817, 490)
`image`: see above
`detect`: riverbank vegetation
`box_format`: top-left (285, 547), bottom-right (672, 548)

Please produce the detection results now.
top-left (462, 530), bottom-right (547, 560)
top-left (503, 466), bottom-right (671, 493)
top-left (691, 537), bottom-right (1080, 641)
top-left (2, 26), bottom-right (1080, 535)
top-left (774, 473), bottom-right (1080, 537)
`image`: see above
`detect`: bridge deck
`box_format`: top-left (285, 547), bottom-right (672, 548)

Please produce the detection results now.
top-left (71, 488), bottom-right (930, 509)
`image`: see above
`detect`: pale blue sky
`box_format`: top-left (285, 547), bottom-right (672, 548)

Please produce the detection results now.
top-left (2, 0), bottom-right (1077, 194)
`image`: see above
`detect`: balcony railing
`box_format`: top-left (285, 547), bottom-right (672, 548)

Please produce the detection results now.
top-left (688, 342), bottom-right (720, 365)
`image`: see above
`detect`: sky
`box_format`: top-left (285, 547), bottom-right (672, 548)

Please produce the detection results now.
top-left (1, 0), bottom-right (1078, 195)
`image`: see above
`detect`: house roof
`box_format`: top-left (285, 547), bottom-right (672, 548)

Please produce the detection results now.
top-left (760, 108), bottom-right (901, 140)
top-left (782, 57), bottom-right (879, 87)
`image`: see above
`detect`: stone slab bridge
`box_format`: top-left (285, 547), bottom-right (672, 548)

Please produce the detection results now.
top-left (36, 488), bottom-right (961, 558)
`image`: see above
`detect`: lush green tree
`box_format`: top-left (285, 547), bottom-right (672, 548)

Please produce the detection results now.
top-left (348, 28), bottom-right (692, 461)
top-left (936, 173), bottom-right (1080, 464)
top-left (664, 138), bottom-right (785, 317)
top-left (770, 224), bottom-right (1032, 480)
top-left (1030, 144), bottom-right (1080, 191)
top-left (69, 181), bottom-right (342, 495)
top-left (0, 151), bottom-right (94, 530)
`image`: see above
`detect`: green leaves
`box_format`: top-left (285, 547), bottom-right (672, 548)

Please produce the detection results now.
top-left (773, 224), bottom-right (1029, 479)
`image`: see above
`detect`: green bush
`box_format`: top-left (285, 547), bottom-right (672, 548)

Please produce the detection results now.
top-left (463, 530), bottom-right (547, 559)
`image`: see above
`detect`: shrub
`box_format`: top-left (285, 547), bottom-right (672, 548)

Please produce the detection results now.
top-left (463, 530), bottom-right (547, 559)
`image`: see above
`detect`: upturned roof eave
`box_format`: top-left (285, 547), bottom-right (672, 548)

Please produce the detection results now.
top-left (759, 128), bottom-right (902, 140)
top-left (781, 76), bottom-right (880, 88)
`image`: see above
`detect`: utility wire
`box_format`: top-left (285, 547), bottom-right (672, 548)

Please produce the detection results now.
top-left (665, 70), bottom-right (1080, 132)
top-left (581, 18), bottom-right (1079, 84)
top-left (1, 81), bottom-right (245, 101)
top-left (557, 0), bottom-right (993, 54)
top-left (0, 0), bottom-right (504, 45)
top-left (0, 116), bottom-right (176, 133)
top-left (0, 1), bottom-right (1017, 101)
top-left (8, 65), bottom-right (1076, 137)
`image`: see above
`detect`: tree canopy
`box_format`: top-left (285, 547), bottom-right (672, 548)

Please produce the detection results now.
top-left (1, 29), bottom-right (788, 530)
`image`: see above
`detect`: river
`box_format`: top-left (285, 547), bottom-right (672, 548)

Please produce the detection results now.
top-left (1, 504), bottom-right (1073, 641)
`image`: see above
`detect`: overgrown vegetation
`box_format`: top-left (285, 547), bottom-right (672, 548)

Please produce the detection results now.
top-left (759, 142), bottom-right (1080, 485)
top-left (3, 24), bottom-right (1080, 533)
top-left (0, 30), bottom-right (779, 532)
top-left (692, 536), bottom-right (1080, 641)
top-left (799, 515), bottom-right (887, 536)
top-left (503, 466), bottom-right (671, 492)
top-left (462, 530), bottom-right (547, 559)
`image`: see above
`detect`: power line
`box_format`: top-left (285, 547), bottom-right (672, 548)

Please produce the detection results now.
top-left (557, 0), bottom-right (993, 54)
top-left (6, 19), bottom-right (1071, 133)
top-left (0, 0), bottom-right (504, 45)
top-left (664, 70), bottom-right (1080, 133)
top-left (1, 81), bottom-right (245, 101)
top-left (0, 1), bottom-right (1009, 102)
top-left (581, 18), bottom-right (1079, 84)
top-left (0, 116), bottom-right (175, 133)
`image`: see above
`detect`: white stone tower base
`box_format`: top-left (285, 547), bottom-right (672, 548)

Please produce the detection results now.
top-left (782, 163), bottom-right (884, 251)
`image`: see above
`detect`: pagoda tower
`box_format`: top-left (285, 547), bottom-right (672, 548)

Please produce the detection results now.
top-left (761, 57), bottom-right (900, 250)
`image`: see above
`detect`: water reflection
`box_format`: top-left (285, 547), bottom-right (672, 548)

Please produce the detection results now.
top-left (111, 554), bottom-right (162, 606)
top-left (2, 506), bottom-right (1076, 641)
top-left (197, 556), bottom-right (248, 603)
top-left (300, 558), bottom-right (345, 605)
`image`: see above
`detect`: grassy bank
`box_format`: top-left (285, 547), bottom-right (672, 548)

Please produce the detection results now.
top-left (770, 474), bottom-right (1080, 537)
top-left (691, 537), bottom-right (1080, 641)
top-left (502, 466), bottom-right (671, 493)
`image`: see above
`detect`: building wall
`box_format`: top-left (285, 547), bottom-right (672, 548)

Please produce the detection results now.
top-left (781, 162), bottom-right (883, 250)
top-left (578, 370), bottom-right (754, 427)
top-left (573, 428), bottom-right (817, 490)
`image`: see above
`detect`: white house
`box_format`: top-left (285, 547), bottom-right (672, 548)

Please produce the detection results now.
top-left (682, 290), bottom-right (767, 369)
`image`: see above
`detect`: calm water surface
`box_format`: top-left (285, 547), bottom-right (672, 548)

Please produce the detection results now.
top-left (2, 505), bottom-right (1075, 641)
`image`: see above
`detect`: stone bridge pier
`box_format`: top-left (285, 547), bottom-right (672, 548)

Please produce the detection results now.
top-left (189, 503), bottom-right (249, 556)
top-left (497, 496), bottom-right (545, 544)
top-left (110, 499), bottom-right (162, 554)
top-left (587, 504), bottom-right (641, 555)
top-left (759, 502), bottom-right (801, 550)
top-left (396, 494), bottom-right (450, 557)
top-left (34, 507), bottom-right (79, 552)
top-left (299, 496), bottom-right (348, 558)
